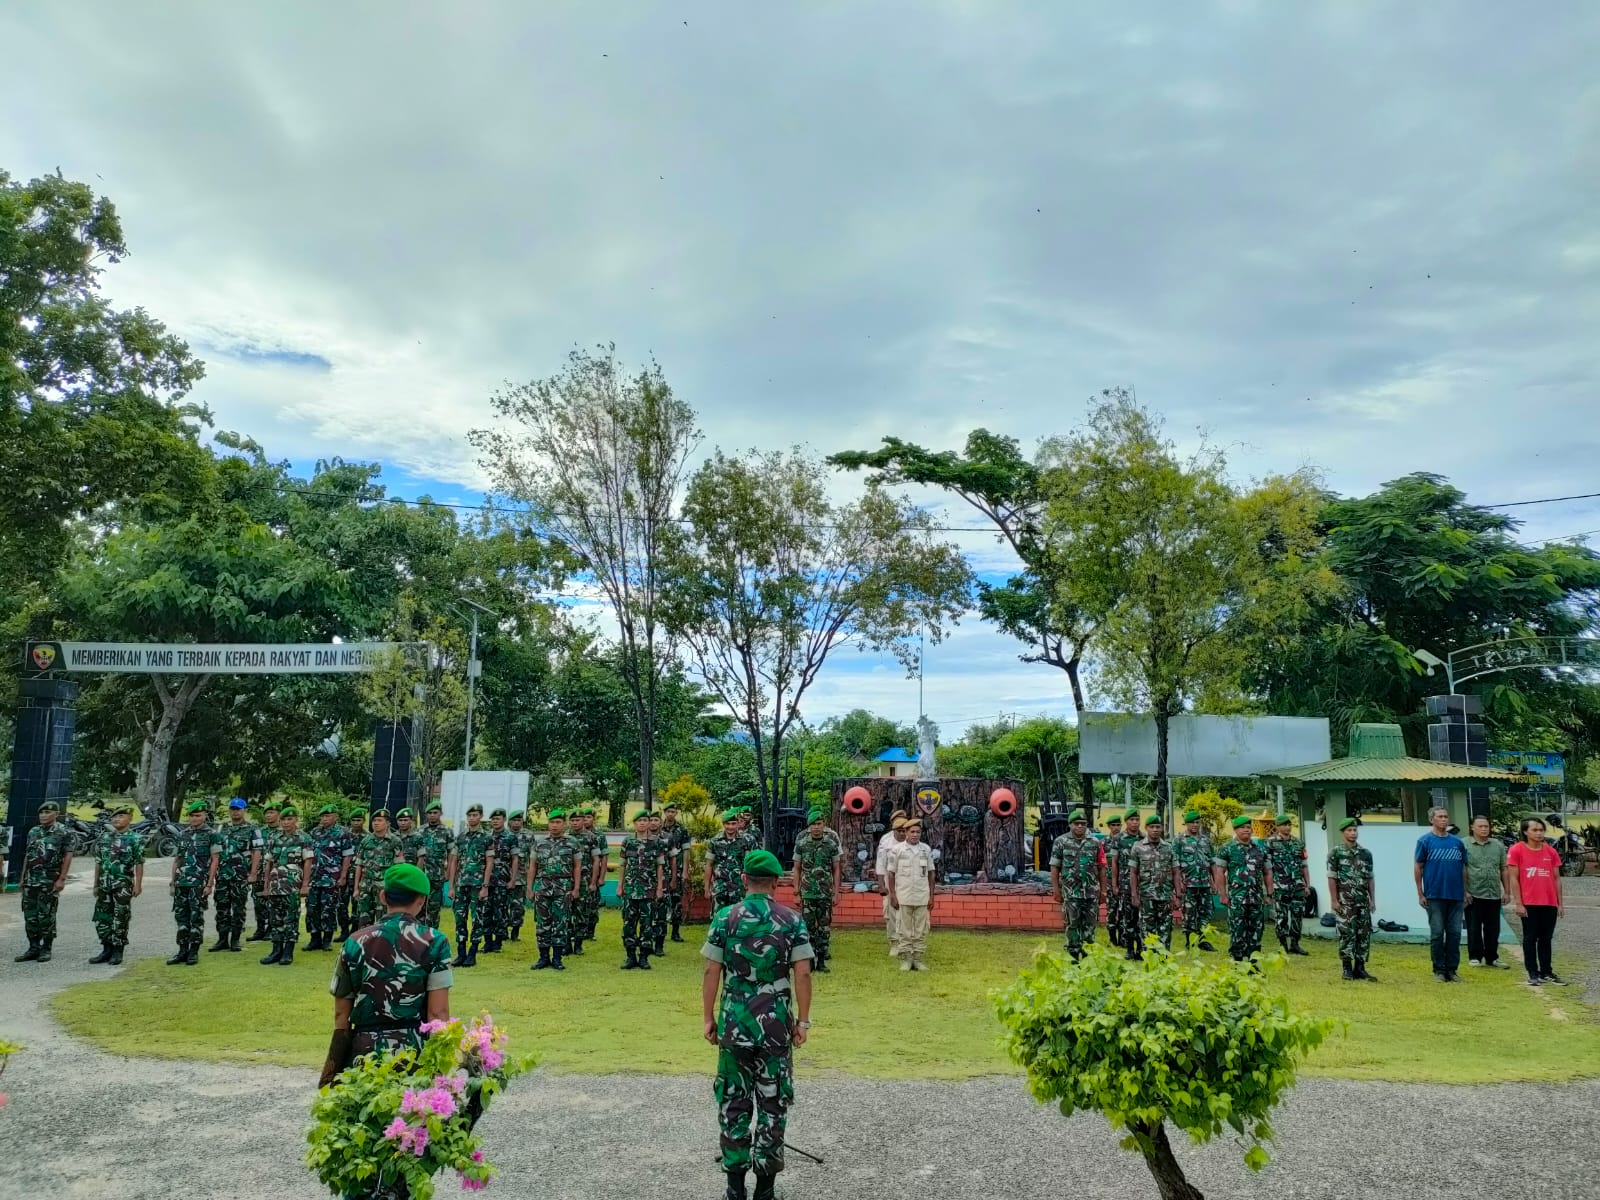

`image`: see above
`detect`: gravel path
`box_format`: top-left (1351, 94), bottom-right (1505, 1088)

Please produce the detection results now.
top-left (3, 865), bottom-right (1599, 1200)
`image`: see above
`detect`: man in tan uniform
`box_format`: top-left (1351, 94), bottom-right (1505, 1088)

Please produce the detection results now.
top-left (887, 818), bottom-right (936, 971)
top-left (874, 813), bottom-right (908, 957)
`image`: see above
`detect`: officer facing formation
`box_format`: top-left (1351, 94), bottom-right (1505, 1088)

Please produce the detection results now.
top-left (89, 803), bottom-right (144, 965)
top-left (702, 849), bottom-right (814, 1200)
top-left (1213, 814), bottom-right (1273, 962)
top-left (212, 797), bottom-right (261, 953)
top-left (1049, 809), bottom-right (1104, 961)
top-left (168, 800), bottom-right (222, 967)
top-left (1265, 814), bottom-right (1312, 956)
top-left (1327, 817), bottom-right (1379, 982)
top-left (14, 800), bottom-right (74, 963)
top-left (790, 808), bottom-right (841, 972)
top-left (1173, 809), bottom-right (1217, 951)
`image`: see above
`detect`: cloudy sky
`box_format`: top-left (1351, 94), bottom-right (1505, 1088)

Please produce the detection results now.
top-left (5, 3), bottom-right (1597, 735)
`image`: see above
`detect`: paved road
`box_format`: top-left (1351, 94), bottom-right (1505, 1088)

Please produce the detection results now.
top-left (2, 868), bottom-right (1598, 1200)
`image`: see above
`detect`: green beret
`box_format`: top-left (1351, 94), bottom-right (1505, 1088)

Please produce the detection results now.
top-left (490, 807), bottom-right (506, 819)
top-left (38, 801), bottom-right (61, 814)
top-left (721, 809), bottom-right (738, 822)
top-left (466, 803), bottom-right (483, 815)
top-left (279, 806), bottom-right (299, 818)
top-left (262, 802), bottom-right (282, 813)
top-left (1106, 814), bottom-right (1121, 825)
top-left (1183, 809), bottom-right (1201, 823)
top-left (1067, 809), bottom-right (1086, 821)
top-left (663, 802), bottom-right (679, 811)
top-left (742, 849), bottom-right (783, 878)
top-left (1124, 808), bottom-right (1140, 821)
top-left (1231, 815), bottom-right (1253, 829)
top-left (510, 811), bottom-right (525, 820)
top-left (185, 800), bottom-right (211, 815)
top-left (395, 808), bottom-right (415, 820)
top-left (632, 811), bottom-right (648, 823)
top-left (1339, 817), bottom-right (1359, 831)
top-left (383, 862), bottom-right (431, 896)
top-left (549, 808), bottom-right (566, 819)
top-left (317, 803), bottom-right (340, 816)
top-left (110, 803), bottom-right (133, 816)
top-left (370, 809), bottom-right (390, 822)
top-left (1275, 814), bottom-right (1293, 826)
top-left (426, 801), bottom-right (443, 813)
top-left (808, 808), bottom-right (828, 822)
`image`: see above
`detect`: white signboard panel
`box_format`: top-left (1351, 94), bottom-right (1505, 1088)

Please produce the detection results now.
top-left (25, 640), bottom-right (399, 674)
top-left (1080, 713), bottom-right (1331, 778)
top-left (438, 771), bottom-right (530, 830)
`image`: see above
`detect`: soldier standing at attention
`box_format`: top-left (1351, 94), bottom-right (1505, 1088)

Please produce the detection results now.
top-left (706, 812), bottom-right (750, 914)
top-left (505, 811), bottom-right (532, 942)
top-left (320, 863), bottom-right (454, 1089)
top-left (1112, 810), bottom-right (1143, 951)
top-left (449, 803), bottom-right (495, 968)
top-left (481, 807), bottom-right (519, 953)
top-left (90, 803), bottom-right (144, 965)
top-left (338, 811), bottom-right (365, 940)
top-left (791, 808), bottom-right (841, 972)
top-left (564, 807), bottom-right (595, 947)
top-left (1100, 814), bottom-right (1125, 950)
top-left (1265, 814), bottom-right (1311, 956)
top-left (702, 849), bottom-right (813, 1200)
top-left (211, 797), bottom-right (261, 953)
top-left (1173, 809), bottom-right (1217, 951)
top-left (1049, 809), bottom-right (1104, 961)
top-left (248, 802), bottom-right (281, 942)
top-left (1327, 818), bottom-right (1379, 982)
top-left (14, 800), bottom-right (73, 963)
top-left (305, 804), bottom-right (354, 952)
top-left (352, 809), bottom-right (401, 930)
top-left (619, 811), bottom-right (664, 970)
top-left (529, 808), bottom-right (581, 964)
top-left (394, 808), bottom-right (423, 865)
top-left (1213, 815), bottom-right (1274, 963)
top-left (419, 801), bottom-right (455, 929)
top-left (874, 814), bottom-right (908, 957)
top-left (659, 802), bottom-right (693, 945)
top-left (1127, 816), bottom-right (1181, 956)
top-left (260, 806), bottom-right (313, 965)
top-left (587, 807), bottom-right (610, 942)
top-left (645, 810), bottom-right (672, 957)
top-left (168, 800), bottom-right (221, 967)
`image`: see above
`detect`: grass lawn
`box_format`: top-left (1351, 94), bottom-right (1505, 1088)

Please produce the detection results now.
top-left (51, 911), bottom-right (1600, 1084)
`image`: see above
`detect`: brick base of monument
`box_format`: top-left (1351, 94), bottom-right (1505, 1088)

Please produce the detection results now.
top-left (683, 882), bottom-right (1064, 932)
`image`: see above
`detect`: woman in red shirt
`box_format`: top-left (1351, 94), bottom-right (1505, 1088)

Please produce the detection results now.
top-left (1507, 817), bottom-right (1566, 986)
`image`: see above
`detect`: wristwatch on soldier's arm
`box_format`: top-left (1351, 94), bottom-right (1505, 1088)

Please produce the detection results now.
top-left (798, 1020), bottom-right (812, 1030)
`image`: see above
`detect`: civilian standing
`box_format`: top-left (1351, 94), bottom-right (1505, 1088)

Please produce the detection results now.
top-left (887, 819), bottom-right (936, 971)
top-left (1507, 817), bottom-right (1566, 986)
top-left (1413, 807), bottom-right (1467, 983)
top-left (1463, 816), bottom-right (1508, 969)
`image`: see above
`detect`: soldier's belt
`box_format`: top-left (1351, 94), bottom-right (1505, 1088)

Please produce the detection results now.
top-left (353, 1019), bottom-right (422, 1034)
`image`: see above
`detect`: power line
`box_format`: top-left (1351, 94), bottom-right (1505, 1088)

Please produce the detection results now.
top-left (1485, 490), bottom-right (1600, 509)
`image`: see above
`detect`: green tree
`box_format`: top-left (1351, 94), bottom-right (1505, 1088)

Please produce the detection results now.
top-left (815, 708), bottom-right (915, 760)
top-left (0, 170), bottom-right (210, 635)
top-left (996, 946), bottom-right (1332, 1200)
top-left (937, 716), bottom-right (1077, 804)
top-left (473, 345), bottom-right (699, 812)
top-left (1041, 392), bottom-right (1325, 812)
top-left (666, 448), bottom-right (972, 841)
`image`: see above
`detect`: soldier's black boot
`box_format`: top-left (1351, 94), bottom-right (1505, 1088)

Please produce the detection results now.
top-left (108, 945), bottom-right (124, 965)
top-left (1340, 955), bottom-right (1354, 980)
top-left (551, 948), bottom-right (565, 971)
top-left (184, 939), bottom-right (200, 965)
top-left (90, 943), bottom-right (113, 964)
top-left (671, 921), bottom-right (684, 943)
top-left (279, 941), bottom-right (295, 965)
top-left (209, 935), bottom-right (230, 952)
top-left (229, 932), bottom-right (243, 951)
top-left (38, 938), bottom-right (54, 963)
top-left (654, 936), bottom-right (665, 956)
top-left (621, 949), bottom-right (639, 970)
top-left (568, 938), bottom-right (584, 956)
top-left (508, 924), bottom-right (520, 942)
top-left (15, 939), bottom-right (41, 963)
top-left (1289, 933), bottom-right (1309, 956)
top-left (637, 949), bottom-right (652, 970)
top-left (167, 942), bottom-right (188, 966)
top-left (530, 947), bottom-right (551, 970)
top-left (464, 942), bottom-right (479, 968)
top-left (1197, 935), bottom-right (1216, 951)
top-left (1356, 960), bottom-right (1378, 982)
top-left (753, 1170), bottom-right (776, 1200)
top-left (261, 941), bottom-right (284, 965)
top-left (723, 1169), bottom-right (748, 1200)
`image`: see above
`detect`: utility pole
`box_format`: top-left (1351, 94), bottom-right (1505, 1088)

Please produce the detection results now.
top-left (453, 596), bottom-right (498, 773)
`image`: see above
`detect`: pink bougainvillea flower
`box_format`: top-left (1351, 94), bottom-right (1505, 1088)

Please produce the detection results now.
top-left (383, 1117), bottom-right (408, 1140)
top-left (420, 1019), bottom-right (451, 1035)
top-left (471, 1151), bottom-right (485, 1164)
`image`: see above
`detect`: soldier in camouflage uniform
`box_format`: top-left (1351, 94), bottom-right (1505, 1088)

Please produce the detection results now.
top-left (14, 800), bottom-right (74, 963)
top-left (449, 803), bottom-right (495, 967)
top-left (211, 797), bottom-right (262, 953)
top-left (323, 862), bottom-right (454, 1090)
top-left (702, 849), bottom-right (814, 1200)
top-left (338, 811), bottom-right (364, 939)
top-left (1327, 817), bottom-right (1379, 982)
top-left (505, 811), bottom-right (532, 941)
top-left (248, 802), bottom-right (282, 941)
top-left (1127, 816), bottom-right (1180, 956)
top-left (90, 803), bottom-right (144, 965)
top-left (563, 808), bottom-right (594, 944)
top-left (619, 811), bottom-right (664, 970)
top-left (659, 802), bottom-right (693, 944)
top-left (526, 809), bottom-right (581, 970)
top-left (1049, 809), bottom-right (1105, 960)
top-left (353, 810), bottom-right (402, 929)
top-left (1213, 815), bottom-right (1273, 963)
top-left (1173, 809), bottom-right (1217, 951)
top-left (305, 804), bottom-right (355, 952)
top-left (1101, 814), bottom-right (1127, 950)
top-left (706, 813), bottom-right (750, 913)
top-left (483, 808), bottom-right (521, 953)
top-left (1265, 814), bottom-right (1311, 955)
top-left (167, 800), bottom-right (221, 967)
top-left (260, 806), bottom-right (313, 965)
top-left (790, 809), bottom-right (841, 972)
top-left (582, 807), bottom-right (609, 942)
top-left (419, 801), bottom-right (455, 930)
top-left (645, 811), bottom-right (673, 955)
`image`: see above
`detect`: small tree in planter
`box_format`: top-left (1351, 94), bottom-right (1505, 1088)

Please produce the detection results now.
top-left (995, 944), bottom-right (1332, 1200)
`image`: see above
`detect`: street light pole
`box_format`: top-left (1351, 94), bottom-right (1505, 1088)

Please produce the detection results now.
top-left (462, 608), bottom-right (480, 772)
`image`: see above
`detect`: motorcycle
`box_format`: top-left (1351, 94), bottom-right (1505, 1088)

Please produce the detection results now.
top-left (1496, 815), bottom-right (1587, 878)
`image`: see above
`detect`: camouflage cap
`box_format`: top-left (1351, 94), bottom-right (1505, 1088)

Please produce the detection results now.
top-left (38, 800), bottom-right (61, 814)
top-left (1338, 817), bottom-right (1359, 831)
top-left (742, 849), bottom-right (783, 877)
top-left (383, 862), bottom-right (431, 896)
top-left (184, 800), bottom-right (211, 815)
top-left (1231, 815), bottom-right (1253, 829)
top-left (1183, 809), bottom-right (1201, 823)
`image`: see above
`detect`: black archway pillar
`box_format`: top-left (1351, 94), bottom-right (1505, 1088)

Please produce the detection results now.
top-left (6, 678), bottom-right (78, 885)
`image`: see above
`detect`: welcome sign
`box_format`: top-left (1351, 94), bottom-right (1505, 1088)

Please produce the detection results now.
top-left (24, 641), bottom-right (402, 675)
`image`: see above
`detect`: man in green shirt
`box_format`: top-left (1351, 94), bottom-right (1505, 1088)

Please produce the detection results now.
top-left (1464, 815), bottom-right (1509, 969)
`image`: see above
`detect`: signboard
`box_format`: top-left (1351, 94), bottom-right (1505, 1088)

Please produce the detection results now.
top-left (1487, 750), bottom-right (1565, 787)
top-left (24, 640), bottom-right (400, 675)
top-left (1080, 713), bottom-right (1332, 778)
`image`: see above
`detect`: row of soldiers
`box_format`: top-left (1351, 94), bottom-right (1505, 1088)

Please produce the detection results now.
top-left (1048, 806), bottom-right (1379, 979)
